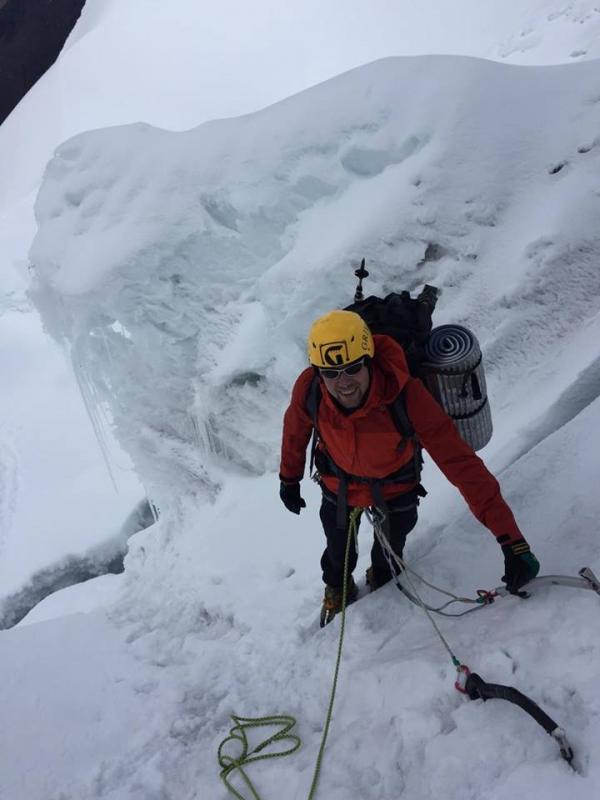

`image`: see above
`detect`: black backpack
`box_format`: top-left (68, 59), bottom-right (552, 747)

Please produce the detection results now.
top-left (345, 284), bottom-right (438, 375)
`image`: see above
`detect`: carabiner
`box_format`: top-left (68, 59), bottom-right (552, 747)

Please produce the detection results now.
top-left (476, 589), bottom-right (498, 605)
top-left (454, 664), bottom-right (471, 694)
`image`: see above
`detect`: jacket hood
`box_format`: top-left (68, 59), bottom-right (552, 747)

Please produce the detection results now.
top-left (371, 334), bottom-right (412, 402)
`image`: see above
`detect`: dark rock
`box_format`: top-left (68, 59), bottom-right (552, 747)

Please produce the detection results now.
top-left (0, 0), bottom-right (86, 125)
top-left (0, 498), bottom-right (156, 629)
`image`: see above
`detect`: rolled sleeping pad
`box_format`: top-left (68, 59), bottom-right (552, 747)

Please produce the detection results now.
top-left (421, 324), bottom-right (492, 451)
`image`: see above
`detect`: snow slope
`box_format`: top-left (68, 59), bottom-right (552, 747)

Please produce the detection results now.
top-left (3, 54), bottom-right (598, 799)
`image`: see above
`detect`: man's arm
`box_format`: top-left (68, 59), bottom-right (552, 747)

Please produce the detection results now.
top-left (279, 368), bottom-right (315, 483)
top-left (404, 378), bottom-right (522, 543)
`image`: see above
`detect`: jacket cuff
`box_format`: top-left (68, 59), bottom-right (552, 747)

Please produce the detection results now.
top-left (279, 474), bottom-right (303, 484)
top-left (496, 533), bottom-right (525, 546)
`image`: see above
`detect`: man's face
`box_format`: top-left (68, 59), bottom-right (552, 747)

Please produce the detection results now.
top-left (320, 360), bottom-right (370, 410)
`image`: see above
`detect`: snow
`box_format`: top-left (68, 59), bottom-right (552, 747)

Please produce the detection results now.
top-left (0, 611), bottom-right (156, 800)
top-left (2, 2), bottom-right (600, 798)
top-left (3, 460), bottom-right (599, 798)
top-left (0, 290), bottom-right (143, 597)
top-left (17, 572), bottom-right (122, 626)
top-left (1, 48), bottom-right (597, 798)
top-left (3, 1), bottom-right (600, 209)
top-left (0, 189), bottom-right (144, 601)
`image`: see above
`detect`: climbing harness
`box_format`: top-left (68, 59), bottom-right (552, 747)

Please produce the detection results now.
top-left (368, 507), bottom-right (592, 767)
top-left (218, 508), bottom-right (361, 800)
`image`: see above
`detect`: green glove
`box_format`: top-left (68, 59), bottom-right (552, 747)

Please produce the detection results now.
top-left (501, 539), bottom-right (540, 594)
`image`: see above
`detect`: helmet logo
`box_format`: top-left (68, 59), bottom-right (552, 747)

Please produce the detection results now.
top-left (320, 341), bottom-right (349, 366)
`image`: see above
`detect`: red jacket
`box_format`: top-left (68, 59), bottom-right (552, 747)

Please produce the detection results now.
top-left (280, 334), bottom-right (522, 544)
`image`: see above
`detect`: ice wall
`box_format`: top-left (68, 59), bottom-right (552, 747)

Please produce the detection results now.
top-left (29, 55), bottom-right (600, 510)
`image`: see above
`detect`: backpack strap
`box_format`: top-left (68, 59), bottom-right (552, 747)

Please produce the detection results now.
top-left (388, 387), bottom-right (415, 439)
top-left (306, 372), bottom-right (321, 476)
top-left (388, 388), bottom-right (425, 490)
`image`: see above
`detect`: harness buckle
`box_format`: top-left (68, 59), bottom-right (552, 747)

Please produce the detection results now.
top-left (369, 506), bottom-right (387, 527)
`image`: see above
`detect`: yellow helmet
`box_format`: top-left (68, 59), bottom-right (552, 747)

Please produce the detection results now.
top-left (307, 310), bottom-right (374, 368)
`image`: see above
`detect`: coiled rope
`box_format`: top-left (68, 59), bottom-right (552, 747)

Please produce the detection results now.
top-left (218, 715), bottom-right (301, 800)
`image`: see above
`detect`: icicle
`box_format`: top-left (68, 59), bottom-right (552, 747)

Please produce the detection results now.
top-left (70, 348), bottom-right (119, 492)
top-left (149, 499), bottom-right (160, 523)
top-left (190, 413), bottom-right (210, 458)
top-left (100, 327), bottom-right (114, 370)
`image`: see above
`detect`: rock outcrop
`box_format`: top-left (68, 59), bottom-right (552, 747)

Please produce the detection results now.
top-left (0, 0), bottom-right (85, 124)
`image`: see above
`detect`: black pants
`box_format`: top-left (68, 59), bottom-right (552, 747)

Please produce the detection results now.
top-left (319, 489), bottom-right (419, 588)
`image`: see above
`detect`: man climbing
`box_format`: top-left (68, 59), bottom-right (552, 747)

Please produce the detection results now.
top-left (279, 310), bottom-right (540, 627)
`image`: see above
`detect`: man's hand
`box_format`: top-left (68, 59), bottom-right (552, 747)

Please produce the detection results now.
top-left (279, 481), bottom-right (306, 515)
top-left (501, 539), bottom-right (540, 594)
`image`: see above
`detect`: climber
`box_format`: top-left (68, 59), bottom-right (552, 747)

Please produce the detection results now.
top-left (279, 310), bottom-right (540, 626)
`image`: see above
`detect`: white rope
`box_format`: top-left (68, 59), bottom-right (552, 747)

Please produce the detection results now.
top-left (366, 508), bottom-right (462, 665)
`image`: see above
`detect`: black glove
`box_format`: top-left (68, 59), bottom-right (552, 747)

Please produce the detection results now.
top-left (279, 481), bottom-right (306, 515)
top-left (501, 539), bottom-right (540, 595)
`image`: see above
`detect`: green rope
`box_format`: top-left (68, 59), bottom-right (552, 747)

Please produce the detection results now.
top-left (307, 506), bottom-right (361, 799)
top-left (218, 508), bottom-right (361, 800)
top-left (218, 715), bottom-right (301, 799)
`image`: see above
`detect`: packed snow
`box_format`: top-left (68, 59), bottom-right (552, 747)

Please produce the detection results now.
top-left (1, 50), bottom-right (598, 800)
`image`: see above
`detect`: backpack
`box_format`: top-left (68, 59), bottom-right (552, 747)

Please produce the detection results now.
top-left (345, 284), bottom-right (439, 376)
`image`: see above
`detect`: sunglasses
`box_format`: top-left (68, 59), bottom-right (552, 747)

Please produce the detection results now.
top-left (319, 359), bottom-right (365, 380)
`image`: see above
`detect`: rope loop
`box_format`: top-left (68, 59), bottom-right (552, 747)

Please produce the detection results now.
top-left (218, 715), bottom-right (301, 799)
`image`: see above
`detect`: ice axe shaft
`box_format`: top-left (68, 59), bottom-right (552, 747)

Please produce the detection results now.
top-left (494, 567), bottom-right (600, 597)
